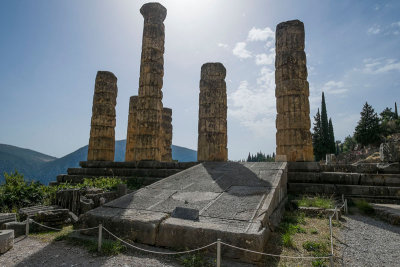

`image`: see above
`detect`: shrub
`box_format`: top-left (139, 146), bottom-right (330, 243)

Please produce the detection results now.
top-left (298, 195), bottom-right (334, 209)
top-left (354, 199), bottom-right (374, 215)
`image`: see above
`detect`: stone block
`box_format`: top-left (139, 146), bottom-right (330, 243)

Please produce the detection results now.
top-left (0, 230), bottom-right (14, 254)
top-left (0, 214), bottom-right (16, 228)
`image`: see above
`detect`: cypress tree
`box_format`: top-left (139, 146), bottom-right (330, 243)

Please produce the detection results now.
top-left (312, 108), bottom-right (323, 161)
top-left (320, 92), bottom-right (330, 156)
top-left (354, 102), bottom-right (381, 146)
top-left (247, 153), bottom-right (251, 162)
top-left (328, 118), bottom-right (336, 153)
top-left (395, 102), bottom-right (398, 119)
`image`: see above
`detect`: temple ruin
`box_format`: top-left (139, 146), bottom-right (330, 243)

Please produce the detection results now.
top-left (275, 20), bottom-right (314, 162)
top-left (197, 63), bottom-right (228, 161)
top-left (130, 2), bottom-right (167, 161)
top-left (87, 71), bottom-right (118, 161)
top-left (161, 108), bottom-right (173, 162)
top-left (125, 96), bottom-right (139, 162)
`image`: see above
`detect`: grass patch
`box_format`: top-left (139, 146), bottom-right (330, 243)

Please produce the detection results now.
top-left (298, 195), bottom-right (335, 209)
top-left (65, 236), bottom-right (126, 256)
top-left (179, 252), bottom-right (213, 267)
top-left (354, 199), bottom-right (374, 215)
top-left (310, 228), bottom-right (319, 235)
top-left (279, 211), bottom-right (307, 248)
top-left (302, 241), bottom-right (330, 267)
top-left (30, 226), bottom-right (73, 242)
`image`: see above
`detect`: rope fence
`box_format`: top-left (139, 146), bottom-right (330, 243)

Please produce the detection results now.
top-left (24, 197), bottom-right (349, 267)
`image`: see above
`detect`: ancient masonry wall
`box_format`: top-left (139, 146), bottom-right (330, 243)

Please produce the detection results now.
top-left (197, 63), bottom-right (228, 162)
top-left (125, 96), bottom-right (139, 162)
top-left (87, 71), bottom-right (118, 161)
top-left (275, 20), bottom-right (314, 162)
top-left (131, 3), bottom-right (167, 161)
top-left (161, 108), bottom-right (173, 162)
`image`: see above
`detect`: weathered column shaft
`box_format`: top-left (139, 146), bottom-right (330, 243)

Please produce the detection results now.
top-left (131, 2), bottom-right (167, 161)
top-left (275, 20), bottom-right (313, 162)
top-left (87, 71), bottom-right (118, 161)
top-left (197, 63), bottom-right (228, 162)
top-left (125, 96), bottom-right (139, 162)
top-left (161, 108), bottom-right (173, 162)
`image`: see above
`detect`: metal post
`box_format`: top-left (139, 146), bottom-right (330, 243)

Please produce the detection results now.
top-left (217, 238), bottom-right (221, 267)
top-left (330, 255), bottom-right (334, 267)
top-left (345, 199), bottom-right (348, 214)
top-left (25, 216), bottom-right (30, 237)
top-left (98, 224), bottom-right (103, 252)
top-left (341, 194), bottom-right (344, 203)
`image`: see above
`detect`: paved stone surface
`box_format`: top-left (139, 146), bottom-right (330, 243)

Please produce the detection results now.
top-left (372, 203), bottom-right (400, 225)
top-left (79, 162), bottom-right (287, 262)
top-left (339, 214), bottom-right (400, 267)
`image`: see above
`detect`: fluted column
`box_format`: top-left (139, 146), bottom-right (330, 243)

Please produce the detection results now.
top-left (125, 96), bottom-right (139, 162)
top-left (131, 2), bottom-right (167, 161)
top-left (275, 20), bottom-right (313, 162)
top-left (197, 63), bottom-right (228, 162)
top-left (161, 108), bottom-right (173, 162)
top-left (87, 71), bottom-right (118, 161)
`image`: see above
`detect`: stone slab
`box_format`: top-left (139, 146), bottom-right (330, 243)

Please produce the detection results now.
top-left (0, 214), bottom-right (16, 227)
top-left (372, 203), bottom-right (400, 225)
top-left (0, 230), bottom-right (14, 254)
top-left (79, 162), bottom-right (287, 263)
top-left (171, 207), bottom-right (199, 221)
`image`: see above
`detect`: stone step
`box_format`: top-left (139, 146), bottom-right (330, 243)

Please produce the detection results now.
top-left (371, 203), bottom-right (400, 225)
top-left (79, 161), bottom-right (198, 169)
top-left (288, 183), bottom-right (400, 198)
top-left (320, 163), bottom-right (400, 174)
top-left (288, 172), bottom-right (400, 186)
top-left (67, 167), bottom-right (183, 177)
top-left (57, 175), bottom-right (162, 186)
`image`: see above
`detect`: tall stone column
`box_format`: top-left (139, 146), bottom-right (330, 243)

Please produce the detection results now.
top-left (87, 71), bottom-right (118, 161)
top-left (161, 108), bottom-right (173, 162)
top-left (125, 96), bottom-right (139, 162)
top-left (131, 2), bottom-right (167, 161)
top-left (197, 63), bottom-right (228, 162)
top-left (275, 20), bottom-right (314, 162)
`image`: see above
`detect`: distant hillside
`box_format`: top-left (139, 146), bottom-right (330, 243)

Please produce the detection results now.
top-left (0, 141), bottom-right (196, 185)
top-left (0, 144), bottom-right (56, 181)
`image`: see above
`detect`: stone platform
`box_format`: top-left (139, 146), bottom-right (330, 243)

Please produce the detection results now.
top-left (55, 161), bottom-right (198, 185)
top-left (78, 162), bottom-right (288, 262)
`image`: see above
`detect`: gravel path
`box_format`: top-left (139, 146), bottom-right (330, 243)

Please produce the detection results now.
top-left (0, 236), bottom-right (253, 267)
top-left (339, 214), bottom-right (400, 267)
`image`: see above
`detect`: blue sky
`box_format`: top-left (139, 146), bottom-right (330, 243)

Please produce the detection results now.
top-left (0, 0), bottom-right (399, 160)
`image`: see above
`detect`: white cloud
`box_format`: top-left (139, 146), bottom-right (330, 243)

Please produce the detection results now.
top-left (391, 21), bottom-right (400, 35)
top-left (255, 53), bottom-right (274, 66)
top-left (228, 67), bottom-right (275, 136)
top-left (367, 25), bottom-right (381, 35)
top-left (217, 43), bottom-right (229, 49)
top-left (232, 42), bottom-right (252, 59)
top-left (247, 27), bottom-right (274, 42)
top-left (362, 58), bottom-right (400, 74)
top-left (323, 80), bottom-right (348, 95)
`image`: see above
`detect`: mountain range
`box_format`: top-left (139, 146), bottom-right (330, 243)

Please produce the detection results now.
top-left (0, 140), bottom-right (197, 185)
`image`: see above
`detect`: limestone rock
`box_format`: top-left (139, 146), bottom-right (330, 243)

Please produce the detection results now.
top-left (130, 3), bottom-right (167, 161)
top-left (0, 230), bottom-right (14, 253)
top-left (380, 142), bottom-right (400, 162)
top-left (34, 209), bottom-right (71, 227)
top-left (275, 20), bottom-right (314, 162)
top-left (125, 96), bottom-right (139, 161)
top-left (87, 71), bottom-right (118, 161)
top-left (161, 108), bottom-right (172, 162)
top-left (0, 213), bottom-right (16, 228)
top-left (197, 63), bottom-right (228, 161)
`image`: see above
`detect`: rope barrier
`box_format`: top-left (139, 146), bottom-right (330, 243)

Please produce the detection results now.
top-left (103, 227), bottom-right (217, 255)
top-left (31, 220), bottom-right (99, 232)
top-left (220, 242), bottom-right (331, 259)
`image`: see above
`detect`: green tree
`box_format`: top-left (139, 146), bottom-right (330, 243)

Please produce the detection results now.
top-left (395, 102), bottom-right (398, 119)
top-left (320, 93), bottom-right (330, 155)
top-left (343, 135), bottom-right (356, 152)
top-left (354, 102), bottom-right (381, 146)
top-left (312, 108), bottom-right (323, 161)
top-left (328, 118), bottom-right (336, 154)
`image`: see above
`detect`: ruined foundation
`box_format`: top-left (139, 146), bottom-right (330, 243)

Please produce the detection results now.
top-left (125, 96), bottom-right (139, 162)
top-left (197, 63), bottom-right (228, 162)
top-left (161, 108), bottom-right (172, 162)
top-left (275, 20), bottom-right (313, 162)
top-left (131, 3), bottom-right (167, 161)
top-left (87, 71), bottom-right (118, 161)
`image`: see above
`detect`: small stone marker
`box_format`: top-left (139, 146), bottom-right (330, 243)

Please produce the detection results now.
top-left (117, 183), bottom-right (128, 197)
top-left (171, 207), bottom-right (199, 221)
top-left (0, 230), bottom-right (14, 253)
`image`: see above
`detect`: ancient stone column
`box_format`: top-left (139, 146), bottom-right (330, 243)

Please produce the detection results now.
top-left (125, 96), bottom-right (139, 162)
top-left (197, 63), bottom-right (228, 162)
top-left (161, 108), bottom-right (173, 162)
top-left (87, 71), bottom-right (118, 161)
top-left (131, 2), bottom-right (167, 161)
top-left (275, 20), bottom-right (314, 162)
